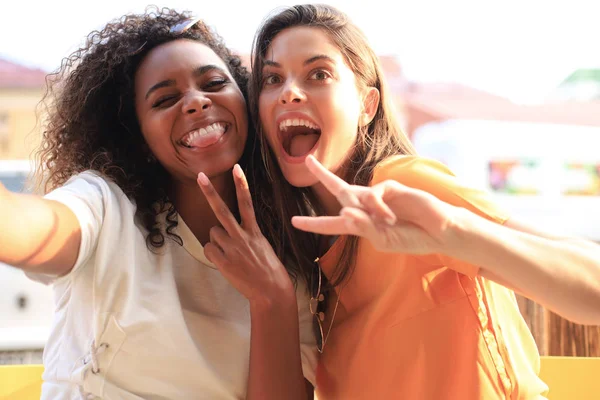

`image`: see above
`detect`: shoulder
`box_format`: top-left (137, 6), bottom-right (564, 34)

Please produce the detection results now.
top-left (45, 170), bottom-right (131, 204)
top-left (44, 170), bottom-right (137, 225)
top-left (372, 155), bottom-right (456, 187)
top-left (373, 155), bottom-right (509, 224)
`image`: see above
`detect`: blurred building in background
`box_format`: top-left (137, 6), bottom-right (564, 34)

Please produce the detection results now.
top-left (380, 56), bottom-right (600, 358)
top-left (0, 58), bottom-right (46, 160)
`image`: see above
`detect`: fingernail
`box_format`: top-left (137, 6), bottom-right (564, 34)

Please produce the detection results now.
top-left (385, 216), bottom-right (396, 225)
top-left (198, 172), bottom-right (209, 186)
top-left (233, 164), bottom-right (242, 178)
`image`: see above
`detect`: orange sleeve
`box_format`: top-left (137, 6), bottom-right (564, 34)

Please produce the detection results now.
top-left (372, 155), bottom-right (510, 277)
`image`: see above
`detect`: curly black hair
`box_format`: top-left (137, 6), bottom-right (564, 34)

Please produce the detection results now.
top-left (35, 6), bottom-right (252, 250)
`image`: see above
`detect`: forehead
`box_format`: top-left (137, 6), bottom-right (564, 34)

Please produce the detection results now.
top-left (136, 39), bottom-right (230, 84)
top-left (264, 26), bottom-right (342, 63)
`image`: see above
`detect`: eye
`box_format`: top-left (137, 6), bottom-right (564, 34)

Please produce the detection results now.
top-left (309, 69), bottom-right (331, 82)
top-left (152, 96), bottom-right (178, 108)
top-left (204, 77), bottom-right (229, 91)
top-left (263, 74), bottom-right (282, 86)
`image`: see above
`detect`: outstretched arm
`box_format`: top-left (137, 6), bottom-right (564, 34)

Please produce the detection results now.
top-left (0, 183), bottom-right (80, 276)
top-left (292, 155), bottom-right (600, 326)
top-left (447, 212), bottom-right (600, 325)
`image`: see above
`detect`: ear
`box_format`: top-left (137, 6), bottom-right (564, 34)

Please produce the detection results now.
top-left (359, 87), bottom-right (380, 127)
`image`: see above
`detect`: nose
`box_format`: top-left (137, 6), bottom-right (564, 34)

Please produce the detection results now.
top-left (279, 80), bottom-right (306, 105)
top-left (182, 90), bottom-right (212, 114)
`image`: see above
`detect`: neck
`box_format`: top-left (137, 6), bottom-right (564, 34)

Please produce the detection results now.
top-left (170, 172), bottom-right (237, 245)
top-left (311, 160), bottom-right (352, 217)
top-left (312, 181), bottom-right (342, 217)
top-left (309, 181), bottom-right (342, 255)
top-left (310, 161), bottom-right (356, 253)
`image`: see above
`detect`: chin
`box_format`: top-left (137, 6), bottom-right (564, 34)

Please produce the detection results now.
top-left (192, 154), bottom-right (239, 179)
top-left (280, 168), bottom-right (318, 188)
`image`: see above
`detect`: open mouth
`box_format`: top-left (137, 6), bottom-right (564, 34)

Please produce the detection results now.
top-left (181, 122), bottom-right (230, 149)
top-left (279, 118), bottom-right (321, 158)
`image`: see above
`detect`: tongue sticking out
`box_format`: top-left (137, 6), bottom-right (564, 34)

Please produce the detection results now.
top-left (188, 130), bottom-right (223, 148)
top-left (289, 133), bottom-right (319, 157)
top-left (185, 126), bottom-right (226, 149)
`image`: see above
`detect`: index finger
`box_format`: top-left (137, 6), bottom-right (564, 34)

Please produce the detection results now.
top-left (305, 155), bottom-right (361, 208)
top-left (197, 172), bottom-right (243, 237)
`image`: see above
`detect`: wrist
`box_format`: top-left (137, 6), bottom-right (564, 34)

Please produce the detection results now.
top-left (249, 296), bottom-right (299, 332)
top-left (248, 284), bottom-right (297, 316)
top-left (442, 206), bottom-right (478, 258)
top-left (444, 206), bottom-right (508, 262)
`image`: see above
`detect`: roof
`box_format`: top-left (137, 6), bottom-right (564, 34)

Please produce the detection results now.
top-left (0, 58), bottom-right (47, 89)
top-left (400, 82), bottom-right (600, 130)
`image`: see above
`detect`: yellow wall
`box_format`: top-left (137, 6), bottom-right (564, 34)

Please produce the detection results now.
top-left (0, 88), bottom-right (44, 160)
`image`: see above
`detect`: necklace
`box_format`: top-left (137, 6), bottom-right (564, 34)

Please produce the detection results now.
top-left (322, 285), bottom-right (342, 352)
top-left (313, 257), bottom-right (343, 353)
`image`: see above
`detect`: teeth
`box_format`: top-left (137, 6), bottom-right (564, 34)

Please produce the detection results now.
top-left (183, 123), bottom-right (225, 146)
top-left (279, 119), bottom-right (319, 132)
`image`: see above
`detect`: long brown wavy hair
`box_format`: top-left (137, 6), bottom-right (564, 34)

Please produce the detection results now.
top-left (249, 4), bottom-right (416, 288)
top-left (35, 7), bottom-right (255, 251)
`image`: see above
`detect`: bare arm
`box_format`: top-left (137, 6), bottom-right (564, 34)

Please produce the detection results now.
top-left (0, 183), bottom-right (80, 276)
top-left (247, 294), bottom-right (313, 400)
top-left (447, 209), bottom-right (600, 325)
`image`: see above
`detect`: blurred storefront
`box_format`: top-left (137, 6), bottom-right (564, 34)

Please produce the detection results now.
top-left (381, 58), bottom-right (600, 357)
top-left (0, 58), bottom-right (46, 160)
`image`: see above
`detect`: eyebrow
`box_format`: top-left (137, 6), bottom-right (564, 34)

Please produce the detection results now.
top-left (194, 64), bottom-right (226, 77)
top-left (145, 79), bottom-right (175, 100)
top-left (262, 54), bottom-right (335, 69)
top-left (144, 64), bottom-right (227, 100)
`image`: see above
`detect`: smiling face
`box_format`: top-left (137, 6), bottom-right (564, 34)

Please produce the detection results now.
top-left (258, 26), bottom-right (369, 188)
top-left (135, 39), bottom-right (248, 184)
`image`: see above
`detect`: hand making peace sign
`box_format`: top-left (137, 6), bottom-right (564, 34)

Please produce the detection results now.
top-left (291, 155), bottom-right (459, 255)
top-left (197, 164), bottom-right (294, 303)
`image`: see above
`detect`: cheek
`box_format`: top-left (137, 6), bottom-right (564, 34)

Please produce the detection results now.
top-left (334, 107), bottom-right (362, 138)
top-left (320, 102), bottom-right (361, 138)
top-left (139, 113), bottom-right (177, 156)
top-left (141, 116), bottom-right (167, 142)
top-left (138, 120), bottom-right (157, 145)
top-left (337, 88), bottom-right (363, 117)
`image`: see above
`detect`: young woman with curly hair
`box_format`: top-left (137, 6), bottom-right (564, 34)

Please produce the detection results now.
top-left (1, 7), bottom-right (316, 399)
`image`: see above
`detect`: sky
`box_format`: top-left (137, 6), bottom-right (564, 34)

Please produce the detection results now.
top-left (1, 0), bottom-right (599, 103)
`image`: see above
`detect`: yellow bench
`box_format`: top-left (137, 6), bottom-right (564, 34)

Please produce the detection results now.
top-left (538, 356), bottom-right (600, 400)
top-left (0, 364), bottom-right (43, 400)
top-left (1, 357), bottom-right (599, 399)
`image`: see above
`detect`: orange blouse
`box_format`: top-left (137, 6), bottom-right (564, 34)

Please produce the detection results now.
top-left (315, 156), bottom-right (548, 400)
